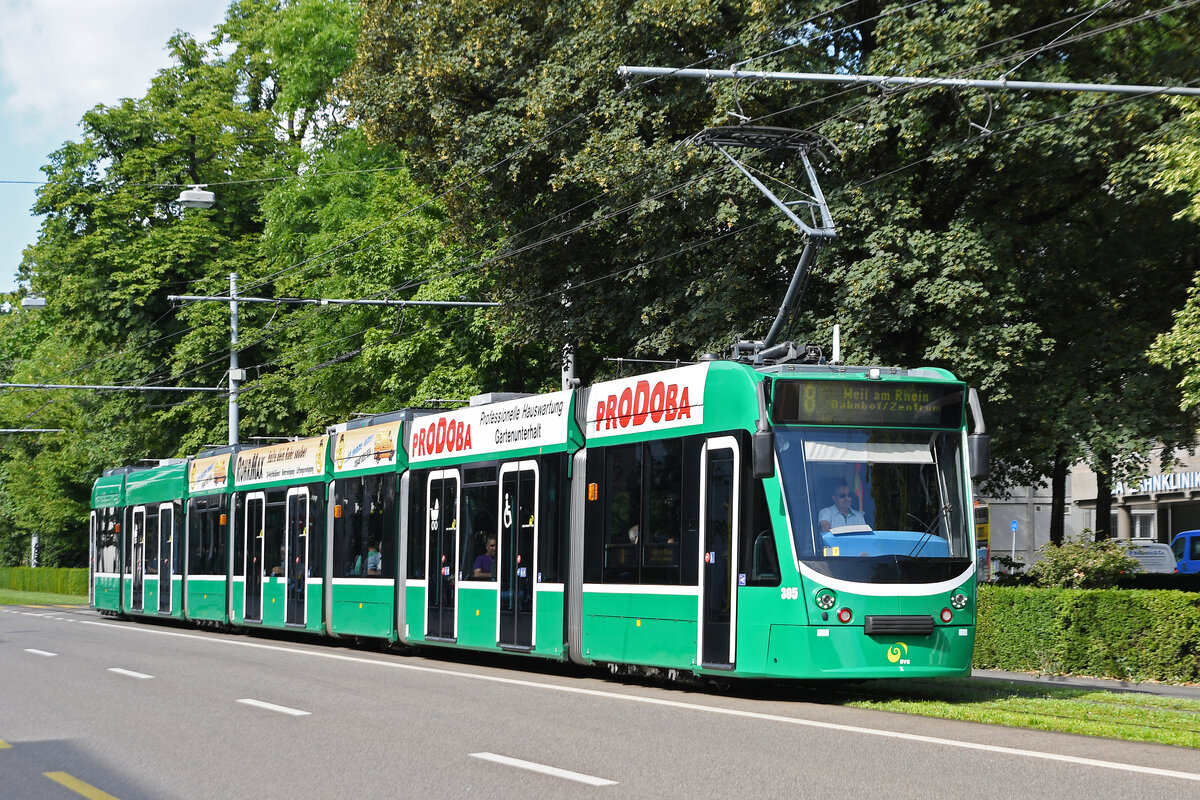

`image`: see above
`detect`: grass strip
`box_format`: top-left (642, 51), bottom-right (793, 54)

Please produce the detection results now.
top-left (0, 589), bottom-right (88, 606)
top-left (841, 678), bottom-right (1200, 748)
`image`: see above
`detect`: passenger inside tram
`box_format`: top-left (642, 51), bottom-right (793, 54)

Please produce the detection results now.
top-left (473, 537), bottom-right (496, 579)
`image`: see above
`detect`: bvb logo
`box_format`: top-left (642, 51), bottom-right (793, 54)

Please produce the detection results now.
top-left (886, 642), bottom-right (909, 664)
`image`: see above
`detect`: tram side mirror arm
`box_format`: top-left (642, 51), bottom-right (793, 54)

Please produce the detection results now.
top-left (968, 433), bottom-right (990, 483)
top-left (753, 430), bottom-right (775, 479)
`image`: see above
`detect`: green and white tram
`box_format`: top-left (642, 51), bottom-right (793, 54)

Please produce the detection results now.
top-left (120, 461), bottom-right (188, 620)
top-left (186, 450), bottom-right (234, 623)
top-left (401, 389), bottom-right (580, 656)
top-left (89, 357), bottom-right (986, 681)
top-left (572, 360), bottom-right (983, 678)
top-left (230, 437), bottom-right (330, 632)
top-left (90, 468), bottom-right (129, 613)
top-left (326, 410), bottom-right (424, 641)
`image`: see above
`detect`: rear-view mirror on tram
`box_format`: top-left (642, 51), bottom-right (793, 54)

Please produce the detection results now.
top-left (968, 433), bottom-right (989, 483)
top-left (752, 430), bottom-right (775, 479)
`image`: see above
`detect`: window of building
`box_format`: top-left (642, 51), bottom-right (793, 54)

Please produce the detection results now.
top-left (1131, 511), bottom-right (1156, 540)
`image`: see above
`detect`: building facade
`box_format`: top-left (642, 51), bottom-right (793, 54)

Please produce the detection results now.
top-left (979, 446), bottom-right (1200, 573)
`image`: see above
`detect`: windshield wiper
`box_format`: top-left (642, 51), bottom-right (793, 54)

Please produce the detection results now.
top-left (907, 505), bottom-right (952, 557)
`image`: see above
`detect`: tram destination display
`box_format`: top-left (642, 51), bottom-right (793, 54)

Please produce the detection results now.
top-left (772, 379), bottom-right (963, 428)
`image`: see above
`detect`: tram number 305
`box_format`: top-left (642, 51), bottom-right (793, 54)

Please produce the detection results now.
top-left (780, 586), bottom-right (799, 600)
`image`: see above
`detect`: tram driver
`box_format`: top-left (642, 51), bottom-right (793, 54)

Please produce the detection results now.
top-left (819, 482), bottom-right (869, 532)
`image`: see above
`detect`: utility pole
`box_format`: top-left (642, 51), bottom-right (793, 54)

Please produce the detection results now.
top-left (229, 273), bottom-right (242, 446)
top-left (168, 286), bottom-right (502, 446)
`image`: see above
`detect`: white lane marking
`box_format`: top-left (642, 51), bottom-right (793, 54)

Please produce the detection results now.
top-left (24, 648), bottom-right (57, 657)
top-left (471, 752), bottom-right (616, 787)
top-left (108, 668), bottom-right (154, 680)
top-left (237, 698), bottom-right (311, 717)
top-left (78, 618), bottom-right (1200, 783)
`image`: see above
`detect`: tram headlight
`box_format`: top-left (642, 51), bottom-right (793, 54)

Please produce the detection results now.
top-left (816, 590), bottom-right (836, 610)
top-left (951, 591), bottom-right (969, 610)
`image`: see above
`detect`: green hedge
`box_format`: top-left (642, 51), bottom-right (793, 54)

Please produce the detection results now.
top-left (0, 567), bottom-right (88, 597)
top-left (976, 585), bottom-right (1200, 683)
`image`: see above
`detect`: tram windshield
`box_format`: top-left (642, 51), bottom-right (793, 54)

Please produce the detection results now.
top-left (775, 427), bottom-right (971, 583)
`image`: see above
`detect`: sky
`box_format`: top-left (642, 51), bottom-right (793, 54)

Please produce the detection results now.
top-left (0, 1), bottom-right (230, 295)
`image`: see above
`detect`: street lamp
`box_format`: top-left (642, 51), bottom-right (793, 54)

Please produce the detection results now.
top-left (1, 295), bottom-right (47, 313)
top-left (177, 185), bottom-right (215, 209)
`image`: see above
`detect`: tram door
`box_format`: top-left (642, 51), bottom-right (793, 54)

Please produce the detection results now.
top-left (425, 471), bottom-right (459, 640)
top-left (244, 492), bottom-right (266, 622)
top-left (158, 503), bottom-right (173, 613)
top-left (285, 488), bottom-right (309, 626)
top-left (498, 462), bottom-right (537, 649)
top-left (699, 437), bottom-right (740, 669)
top-left (130, 507), bottom-right (146, 612)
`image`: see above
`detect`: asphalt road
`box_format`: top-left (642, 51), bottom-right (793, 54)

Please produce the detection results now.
top-left (2, 605), bottom-right (1199, 799)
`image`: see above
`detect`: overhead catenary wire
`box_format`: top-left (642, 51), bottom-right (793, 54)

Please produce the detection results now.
top-left (728, 0), bottom-right (1200, 130)
top-left (7, 0), bottom-right (1080, 392)
top-left (12, 1), bottom-right (1193, 414)
top-left (145, 74), bottom-right (1190, 419)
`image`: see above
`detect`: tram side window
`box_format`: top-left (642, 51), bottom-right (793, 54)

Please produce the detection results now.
top-left (584, 440), bottom-right (696, 586)
top-left (186, 496), bottom-right (228, 575)
top-left (172, 500), bottom-right (186, 574)
top-left (233, 494), bottom-right (245, 577)
top-left (537, 455), bottom-right (569, 583)
top-left (333, 479), bottom-right (364, 577)
top-left (333, 475), bottom-right (396, 579)
top-left (461, 469), bottom-right (498, 580)
top-left (306, 487), bottom-right (325, 579)
top-left (642, 440), bottom-right (683, 584)
top-left (144, 507), bottom-right (160, 575)
top-left (263, 490), bottom-right (286, 577)
top-left (126, 509), bottom-right (138, 575)
top-left (407, 470), bottom-right (428, 579)
top-left (741, 480), bottom-right (780, 586)
top-left (604, 444), bottom-right (641, 583)
top-left (96, 508), bottom-right (120, 573)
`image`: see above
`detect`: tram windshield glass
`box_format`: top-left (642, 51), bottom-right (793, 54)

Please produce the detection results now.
top-left (775, 427), bottom-right (971, 583)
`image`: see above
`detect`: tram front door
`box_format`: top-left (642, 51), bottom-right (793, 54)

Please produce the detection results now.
top-left (699, 437), bottom-right (739, 669)
top-left (426, 471), bottom-right (459, 640)
top-left (499, 462), bottom-right (537, 649)
top-left (244, 492), bottom-right (265, 622)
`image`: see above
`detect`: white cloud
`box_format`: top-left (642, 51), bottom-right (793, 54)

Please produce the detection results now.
top-left (0, 1), bottom-right (229, 291)
top-left (0, 0), bottom-right (228, 143)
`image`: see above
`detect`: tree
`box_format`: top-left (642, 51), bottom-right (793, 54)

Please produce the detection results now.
top-left (347, 0), bottom-right (1200, 526)
top-left (1, 0), bottom-right (505, 562)
top-left (1148, 98), bottom-right (1200, 411)
top-left (1, 8), bottom-right (305, 562)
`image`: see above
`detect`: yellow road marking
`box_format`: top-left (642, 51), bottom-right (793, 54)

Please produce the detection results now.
top-left (44, 772), bottom-right (120, 800)
top-left (0, 739), bottom-right (11, 748)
